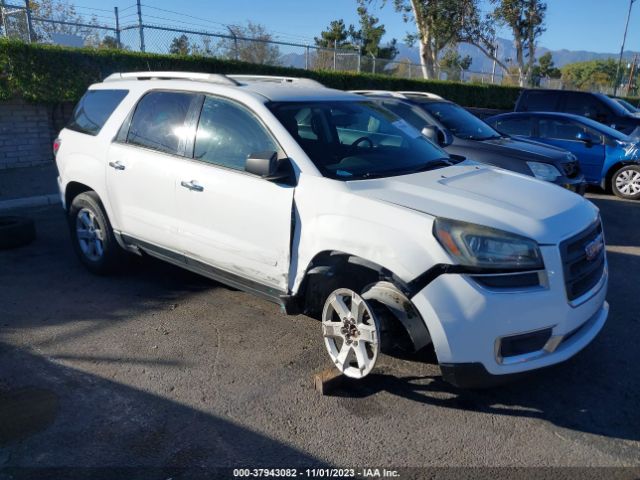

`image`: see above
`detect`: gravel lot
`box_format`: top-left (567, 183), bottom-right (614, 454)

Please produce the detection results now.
top-left (1, 192), bottom-right (639, 475)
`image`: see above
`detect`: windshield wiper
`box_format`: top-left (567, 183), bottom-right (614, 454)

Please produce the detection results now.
top-left (359, 158), bottom-right (452, 179)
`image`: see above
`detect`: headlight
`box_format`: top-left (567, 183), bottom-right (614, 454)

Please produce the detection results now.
top-left (527, 161), bottom-right (562, 181)
top-left (433, 218), bottom-right (544, 270)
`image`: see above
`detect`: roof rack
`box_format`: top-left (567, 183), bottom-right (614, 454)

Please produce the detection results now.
top-left (103, 71), bottom-right (240, 86)
top-left (397, 91), bottom-right (445, 100)
top-left (227, 75), bottom-right (325, 88)
top-left (349, 90), bottom-right (408, 98)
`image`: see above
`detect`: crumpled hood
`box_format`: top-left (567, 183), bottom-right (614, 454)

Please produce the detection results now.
top-left (347, 163), bottom-right (599, 244)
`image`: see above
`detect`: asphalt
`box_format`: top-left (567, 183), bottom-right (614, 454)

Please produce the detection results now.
top-left (0, 193), bottom-right (639, 475)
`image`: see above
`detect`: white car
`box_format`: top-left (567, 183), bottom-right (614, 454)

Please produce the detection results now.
top-left (55, 72), bottom-right (609, 387)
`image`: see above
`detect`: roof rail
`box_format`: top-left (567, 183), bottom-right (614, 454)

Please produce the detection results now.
top-left (397, 91), bottom-right (445, 100)
top-left (227, 75), bottom-right (325, 88)
top-left (349, 90), bottom-right (408, 98)
top-left (103, 71), bottom-right (240, 86)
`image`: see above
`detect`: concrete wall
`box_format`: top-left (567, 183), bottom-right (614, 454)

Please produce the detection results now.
top-left (0, 99), bottom-right (74, 170)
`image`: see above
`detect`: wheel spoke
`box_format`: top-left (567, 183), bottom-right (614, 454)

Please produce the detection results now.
top-left (331, 295), bottom-right (350, 319)
top-left (336, 342), bottom-right (351, 367)
top-left (77, 230), bottom-right (92, 240)
top-left (94, 240), bottom-right (104, 257)
top-left (80, 211), bottom-right (92, 228)
top-left (351, 294), bottom-right (366, 322)
top-left (353, 342), bottom-right (369, 370)
top-left (322, 322), bottom-right (343, 338)
top-left (358, 324), bottom-right (377, 344)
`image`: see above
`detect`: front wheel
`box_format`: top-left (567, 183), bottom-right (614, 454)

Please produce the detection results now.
top-left (612, 165), bottom-right (640, 200)
top-left (321, 288), bottom-right (380, 379)
top-left (68, 191), bottom-right (124, 274)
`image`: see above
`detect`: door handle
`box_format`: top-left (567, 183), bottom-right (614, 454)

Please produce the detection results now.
top-left (109, 161), bottom-right (125, 171)
top-left (180, 180), bottom-right (204, 192)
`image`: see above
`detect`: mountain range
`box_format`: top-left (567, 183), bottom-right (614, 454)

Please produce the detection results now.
top-left (280, 37), bottom-right (640, 73)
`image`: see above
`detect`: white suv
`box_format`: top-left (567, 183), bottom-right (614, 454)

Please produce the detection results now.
top-left (55, 72), bottom-right (609, 387)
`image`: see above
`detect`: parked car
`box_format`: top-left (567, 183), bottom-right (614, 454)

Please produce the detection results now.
top-left (515, 88), bottom-right (640, 137)
top-left (487, 111), bottom-right (640, 200)
top-left (351, 90), bottom-right (585, 194)
top-left (55, 72), bottom-right (608, 388)
top-left (613, 97), bottom-right (640, 116)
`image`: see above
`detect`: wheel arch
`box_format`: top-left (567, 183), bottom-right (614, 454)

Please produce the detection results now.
top-left (295, 250), bottom-right (432, 352)
top-left (602, 160), bottom-right (640, 191)
top-left (65, 181), bottom-right (94, 211)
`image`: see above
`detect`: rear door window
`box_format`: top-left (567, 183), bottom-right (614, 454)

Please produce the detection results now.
top-left (520, 91), bottom-right (559, 112)
top-left (494, 116), bottom-right (532, 136)
top-left (67, 89), bottom-right (128, 135)
top-left (126, 91), bottom-right (196, 155)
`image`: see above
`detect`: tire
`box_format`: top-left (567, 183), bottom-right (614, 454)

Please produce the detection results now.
top-left (611, 165), bottom-right (640, 200)
top-left (68, 191), bottom-right (124, 274)
top-left (0, 216), bottom-right (36, 250)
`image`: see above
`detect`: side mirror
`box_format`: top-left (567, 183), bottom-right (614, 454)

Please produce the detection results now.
top-left (421, 125), bottom-right (453, 147)
top-left (576, 131), bottom-right (593, 145)
top-left (245, 151), bottom-right (292, 181)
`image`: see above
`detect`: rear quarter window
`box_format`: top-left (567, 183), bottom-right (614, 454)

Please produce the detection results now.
top-left (494, 116), bottom-right (532, 136)
top-left (67, 89), bottom-right (128, 136)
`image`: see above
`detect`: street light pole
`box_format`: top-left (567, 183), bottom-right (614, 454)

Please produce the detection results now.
top-left (614, 0), bottom-right (636, 96)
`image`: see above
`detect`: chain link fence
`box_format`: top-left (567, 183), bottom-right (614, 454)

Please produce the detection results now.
top-left (0, 1), bottom-right (537, 86)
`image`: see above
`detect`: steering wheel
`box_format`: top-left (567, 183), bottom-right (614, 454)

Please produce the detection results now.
top-left (351, 136), bottom-right (374, 149)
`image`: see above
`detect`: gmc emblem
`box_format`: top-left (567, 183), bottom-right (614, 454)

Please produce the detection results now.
top-left (584, 234), bottom-right (604, 262)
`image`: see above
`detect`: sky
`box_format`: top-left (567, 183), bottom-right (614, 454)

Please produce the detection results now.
top-left (73, 0), bottom-right (639, 54)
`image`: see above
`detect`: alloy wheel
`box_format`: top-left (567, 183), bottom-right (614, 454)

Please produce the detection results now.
top-left (75, 207), bottom-right (105, 262)
top-left (322, 288), bottom-right (379, 379)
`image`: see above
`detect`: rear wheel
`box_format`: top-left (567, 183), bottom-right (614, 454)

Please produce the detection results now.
top-left (612, 165), bottom-right (640, 200)
top-left (68, 192), bottom-right (124, 274)
top-left (321, 288), bottom-right (380, 379)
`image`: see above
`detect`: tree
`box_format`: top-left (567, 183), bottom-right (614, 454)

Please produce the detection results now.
top-left (561, 59), bottom-right (618, 92)
top-left (440, 49), bottom-right (472, 81)
top-left (491, 0), bottom-right (547, 86)
top-left (221, 22), bottom-right (281, 65)
top-left (169, 34), bottom-right (191, 55)
top-left (351, 4), bottom-right (398, 59)
top-left (529, 51), bottom-right (560, 85)
top-left (1, 0), bottom-right (100, 44)
top-left (99, 35), bottom-right (119, 49)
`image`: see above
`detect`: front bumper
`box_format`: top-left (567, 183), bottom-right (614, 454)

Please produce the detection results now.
top-left (554, 174), bottom-right (587, 196)
top-left (410, 244), bottom-right (608, 384)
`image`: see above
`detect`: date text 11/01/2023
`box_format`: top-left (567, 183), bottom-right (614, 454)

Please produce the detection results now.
top-left (232, 468), bottom-right (400, 477)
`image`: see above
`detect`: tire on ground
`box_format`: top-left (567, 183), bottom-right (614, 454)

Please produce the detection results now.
top-left (68, 191), bottom-right (125, 274)
top-left (611, 164), bottom-right (640, 200)
top-left (0, 216), bottom-right (36, 250)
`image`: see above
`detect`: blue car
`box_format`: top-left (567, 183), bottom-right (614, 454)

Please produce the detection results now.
top-left (487, 112), bottom-right (640, 200)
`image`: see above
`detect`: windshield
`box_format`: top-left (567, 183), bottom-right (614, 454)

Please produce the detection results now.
top-left (268, 101), bottom-right (451, 180)
top-left (595, 93), bottom-right (632, 117)
top-left (416, 101), bottom-right (502, 140)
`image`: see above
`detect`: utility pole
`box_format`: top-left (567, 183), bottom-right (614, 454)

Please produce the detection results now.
top-left (114, 7), bottom-right (121, 49)
top-left (614, 0), bottom-right (636, 96)
top-left (491, 42), bottom-right (498, 84)
top-left (333, 39), bottom-right (337, 70)
top-left (24, 0), bottom-right (33, 43)
top-left (136, 0), bottom-right (145, 53)
top-left (1, 0), bottom-right (9, 38)
top-left (225, 25), bottom-right (239, 61)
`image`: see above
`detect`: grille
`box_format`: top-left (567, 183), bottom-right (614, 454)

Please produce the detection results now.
top-left (560, 221), bottom-right (605, 301)
top-left (562, 160), bottom-right (580, 178)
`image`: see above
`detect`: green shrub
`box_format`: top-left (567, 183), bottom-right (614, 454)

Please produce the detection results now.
top-left (0, 39), bottom-right (521, 109)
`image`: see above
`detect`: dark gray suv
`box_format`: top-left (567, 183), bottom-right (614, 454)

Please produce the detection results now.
top-left (353, 91), bottom-right (586, 194)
